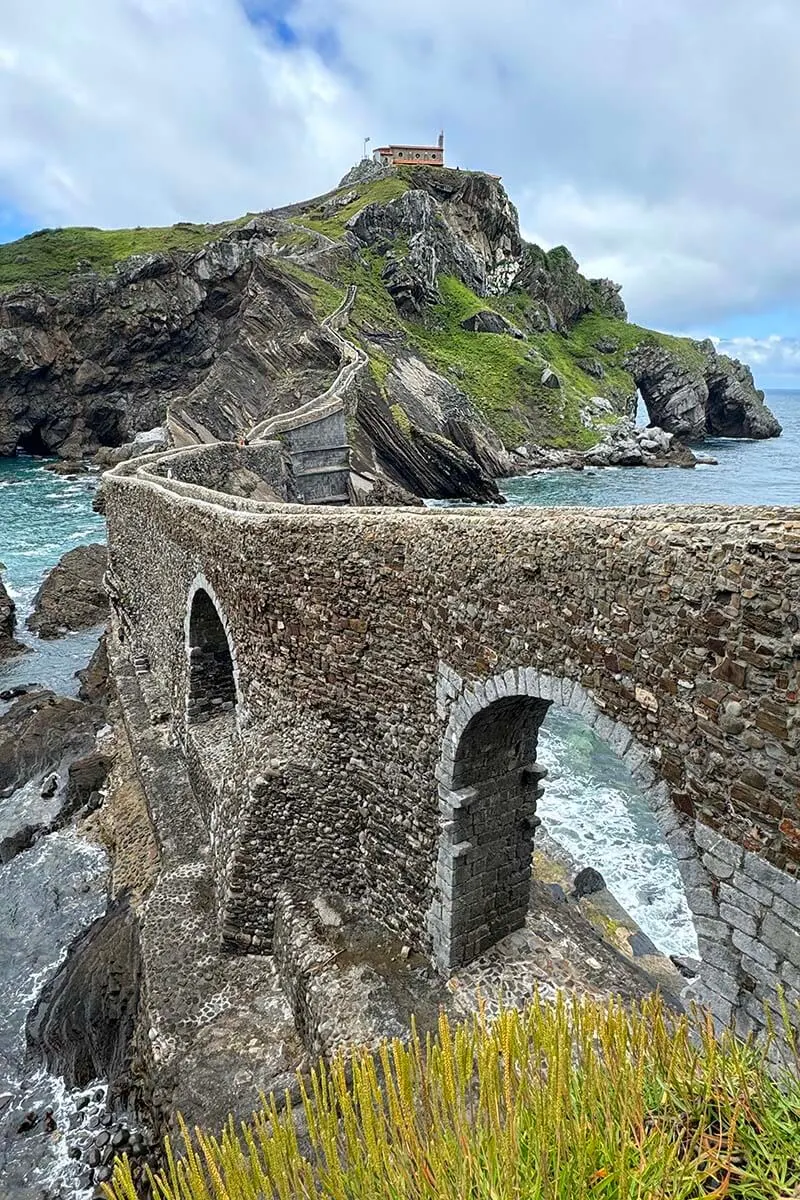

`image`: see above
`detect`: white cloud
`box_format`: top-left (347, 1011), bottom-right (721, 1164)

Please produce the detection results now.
top-left (0, 0), bottom-right (363, 227)
top-left (279, 0), bottom-right (800, 330)
top-left (713, 335), bottom-right (800, 382)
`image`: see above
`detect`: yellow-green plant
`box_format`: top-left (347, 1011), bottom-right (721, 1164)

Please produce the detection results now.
top-left (105, 992), bottom-right (800, 1200)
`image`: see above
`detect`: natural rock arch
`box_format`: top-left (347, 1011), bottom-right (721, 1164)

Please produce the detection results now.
top-left (184, 575), bottom-right (242, 727)
top-left (429, 666), bottom-right (705, 975)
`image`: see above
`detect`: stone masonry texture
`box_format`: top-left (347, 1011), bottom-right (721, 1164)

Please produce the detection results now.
top-left (103, 445), bottom-right (800, 1048)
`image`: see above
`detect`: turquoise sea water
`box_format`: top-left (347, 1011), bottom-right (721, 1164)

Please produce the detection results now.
top-left (0, 459), bottom-right (106, 697)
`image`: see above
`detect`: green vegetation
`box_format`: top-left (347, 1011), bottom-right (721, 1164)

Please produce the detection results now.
top-left (0, 217), bottom-right (254, 294)
top-left (105, 993), bottom-right (800, 1200)
top-left (562, 311), bottom-right (708, 375)
top-left (272, 261), bottom-right (345, 319)
top-left (369, 351), bottom-right (392, 390)
top-left (406, 277), bottom-right (600, 447)
top-left (295, 175), bottom-right (412, 240)
top-left (390, 403), bottom-right (411, 434)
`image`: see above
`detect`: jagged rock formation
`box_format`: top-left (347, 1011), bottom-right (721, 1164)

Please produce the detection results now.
top-left (515, 244), bottom-right (626, 332)
top-left (626, 340), bottom-right (782, 440)
top-left (27, 543), bottom-right (108, 638)
top-left (0, 165), bottom-right (780, 500)
top-left (27, 899), bottom-right (141, 1101)
top-left (77, 635), bottom-right (111, 706)
top-left (0, 576), bottom-right (26, 659)
top-left (0, 688), bottom-right (100, 793)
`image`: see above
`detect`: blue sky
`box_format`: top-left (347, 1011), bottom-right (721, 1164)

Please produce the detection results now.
top-left (1, 0), bottom-right (799, 388)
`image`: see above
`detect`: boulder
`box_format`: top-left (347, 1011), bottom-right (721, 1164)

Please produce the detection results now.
top-left (0, 576), bottom-right (27, 660)
top-left (27, 544), bottom-right (108, 639)
top-left (541, 368), bottom-right (560, 389)
top-left (583, 420), bottom-right (701, 469)
top-left (575, 356), bottom-right (605, 379)
top-left (460, 310), bottom-right (525, 338)
top-left (0, 688), bottom-right (100, 793)
top-left (27, 899), bottom-right (141, 1101)
top-left (77, 635), bottom-right (110, 706)
top-left (573, 867), bottom-right (607, 899)
top-left (94, 426), bottom-right (169, 467)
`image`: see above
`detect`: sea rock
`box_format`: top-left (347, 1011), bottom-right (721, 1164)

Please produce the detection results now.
top-left (64, 748), bottom-right (113, 818)
top-left (94, 425), bottom-right (169, 467)
top-left (573, 867), bottom-right (607, 899)
top-left (0, 688), bottom-right (100, 793)
top-left (583, 419), bottom-right (700, 469)
top-left (26, 899), bottom-right (141, 1102)
top-left (77, 635), bottom-right (111, 707)
top-left (0, 576), bottom-right (27, 660)
top-left (27, 543), bottom-right (108, 639)
top-left (626, 340), bottom-right (781, 440)
top-left (459, 310), bottom-right (525, 338)
top-left (521, 445), bottom-right (584, 472)
top-left (704, 353), bottom-right (782, 438)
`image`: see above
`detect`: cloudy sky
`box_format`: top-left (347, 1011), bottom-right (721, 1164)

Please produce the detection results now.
top-left (1, 0), bottom-right (798, 386)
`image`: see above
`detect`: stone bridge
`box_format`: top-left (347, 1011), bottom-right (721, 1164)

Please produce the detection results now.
top-left (103, 444), bottom-right (800, 1046)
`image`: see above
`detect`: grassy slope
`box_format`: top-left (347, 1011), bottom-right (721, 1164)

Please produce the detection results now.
top-left (0, 217), bottom-right (259, 294)
top-left (295, 174), bottom-right (413, 239)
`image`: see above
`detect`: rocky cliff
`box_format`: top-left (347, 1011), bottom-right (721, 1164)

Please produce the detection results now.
top-left (0, 165), bottom-right (780, 500)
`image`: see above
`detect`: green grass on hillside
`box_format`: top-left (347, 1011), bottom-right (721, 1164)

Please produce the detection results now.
top-left (104, 992), bottom-right (800, 1200)
top-left (271, 260), bottom-right (345, 319)
top-left (0, 217), bottom-right (255, 294)
top-left (407, 277), bottom-right (603, 447)
top-left (294, 175), bottom-right (412, 240)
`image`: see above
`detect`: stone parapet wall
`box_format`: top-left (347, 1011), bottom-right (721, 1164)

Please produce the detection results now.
top-left (103, 450), bottom-right (799, 1045)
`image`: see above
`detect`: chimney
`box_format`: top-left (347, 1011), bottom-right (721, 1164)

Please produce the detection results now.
top-left (438, 130), bottom-right (444, 150)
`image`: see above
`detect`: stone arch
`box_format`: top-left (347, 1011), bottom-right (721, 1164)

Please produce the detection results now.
top-left (184, 574), bottom-right (242, 726)
top-left (430, 665), bottom-right (705, 974)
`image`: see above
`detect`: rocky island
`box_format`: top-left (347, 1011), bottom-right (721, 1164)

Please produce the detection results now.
top-left (0, 162), bottom-right (781, 502)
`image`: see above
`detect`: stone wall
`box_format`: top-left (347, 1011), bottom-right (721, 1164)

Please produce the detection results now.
top-left (103, 454), bottom-right (799, 1047)
top-left (146, 440), bottom-right (295, 501)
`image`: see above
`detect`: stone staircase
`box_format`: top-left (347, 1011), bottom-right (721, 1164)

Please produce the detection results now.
top-left (248, 285), bottom-right (366, 504)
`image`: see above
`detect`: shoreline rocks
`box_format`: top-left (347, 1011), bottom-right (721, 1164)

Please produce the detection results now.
top-left (0, 577), bottom-right (28, 660)
top-left (0, 688), bottom-right (100, 795)
top-left (517, 420), bottom-right (715, 475)
top-left (27, 543), bottom-right (108, 639)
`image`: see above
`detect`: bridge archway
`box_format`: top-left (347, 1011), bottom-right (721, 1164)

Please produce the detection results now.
top-left (185, 575), bottom-right (241, 726)
top-left (430, 667), bottom-right (704, 976)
